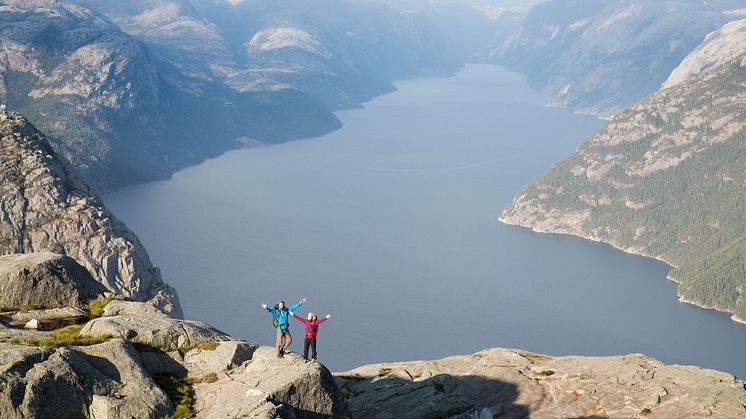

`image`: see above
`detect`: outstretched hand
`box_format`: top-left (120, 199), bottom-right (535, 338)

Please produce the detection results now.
top-left (325, 314), bottom-right (331, 319)
top-left (301, 298), bottom-right (307, 304)
top-left (289, 311), bottom-right (294, 316)
top-left (261, 303), bottom-right (268, 309)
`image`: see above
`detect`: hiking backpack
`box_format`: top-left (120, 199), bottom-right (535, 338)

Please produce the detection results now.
top-left (271, 304), bottom-right (284, 328)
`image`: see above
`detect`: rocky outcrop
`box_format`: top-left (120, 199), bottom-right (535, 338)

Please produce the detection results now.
top-left (0, 339), bottom-right (173, 419)
top-left (183, 340), bottom-right (257, 377)
top-left (663, 18), bottom-right (746, 88)
top-left (0, 111), bottom-right (182, 317)
top-left (194, 346), bottom-right (350, 418)
top-left (0, 253), bottom-right (105, 311)
top-left (1, 299), bottom-right (350, 418)
top-left (4, 299), bottom-right (746, 418)
top-left (79, 314), bottom-right (230, 352)
top-left (78, 339), bottom-right (174, 418)
top-left (99, 299), bottom-right (168, 317)
top-left (337, 348), bottom-right (746, 418)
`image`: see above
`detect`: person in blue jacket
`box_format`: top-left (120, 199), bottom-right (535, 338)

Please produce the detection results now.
top-left (261, 298), bottom-right (306, 357)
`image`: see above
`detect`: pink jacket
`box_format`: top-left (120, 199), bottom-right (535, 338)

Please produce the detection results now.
top-left (291, 313), bottom-right (328, 339)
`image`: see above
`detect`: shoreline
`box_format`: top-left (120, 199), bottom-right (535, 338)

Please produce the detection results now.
top-left (102, 64), bottom-right (480, 197)
top-left (497, 216), bottom-right (746, 326)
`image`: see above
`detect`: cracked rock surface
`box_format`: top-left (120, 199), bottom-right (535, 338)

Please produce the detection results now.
top-left (336, 347), bottom-right (746, 418)
top-left (0, 338), bottom-right (172, 418)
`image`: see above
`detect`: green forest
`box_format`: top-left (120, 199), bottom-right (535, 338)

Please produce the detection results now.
top-left (503, 55), bottom-right (746, 320)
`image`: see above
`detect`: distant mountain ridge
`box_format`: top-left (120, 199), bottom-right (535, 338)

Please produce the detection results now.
top-left (1, 0), bottom-right (487, 192)
top-left (487, 0), bottom-right (744, 116)
top-left (501, 51), bottom-right (746, 322)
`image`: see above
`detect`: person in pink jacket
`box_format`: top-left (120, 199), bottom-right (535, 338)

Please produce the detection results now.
top-left (289, 311), bottom-right (331, 361)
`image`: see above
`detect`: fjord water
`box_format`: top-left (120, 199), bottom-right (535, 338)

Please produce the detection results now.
top-left (105, 65), bottom-right (746, 376)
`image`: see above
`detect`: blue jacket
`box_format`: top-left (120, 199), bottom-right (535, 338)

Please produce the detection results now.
top-left (266, 301), bottom-right (303, 330)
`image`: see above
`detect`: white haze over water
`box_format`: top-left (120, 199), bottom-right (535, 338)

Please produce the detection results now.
top-left (105, 65), bottom-right (746, 376)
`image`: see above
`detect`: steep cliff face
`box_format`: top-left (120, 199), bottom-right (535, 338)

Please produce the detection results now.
top-left (488, 0), bottom-right (741, 116)
top-left (501, 53), bottom-right (746, 321)
top-left (0, 111), bottom-right (181, 317)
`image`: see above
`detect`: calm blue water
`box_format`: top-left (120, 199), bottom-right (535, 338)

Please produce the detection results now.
top-left (105, 65), bottom-right (746, 376)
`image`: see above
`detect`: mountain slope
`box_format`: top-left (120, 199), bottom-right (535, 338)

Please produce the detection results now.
top-left (501, 53), bottom-right (746, 321)
top-left (1, 0), bottom-right (481, 192)
top-left (663, 17), bottom-right (746, 88)
top-left (488, 0), bottom-right (740, 116)
top-left (74, 0), bottom-right (467, 109)
top-left (0, 0), bottom-right (168, 191)
top-left (0, 111), bottom-right (181, 317)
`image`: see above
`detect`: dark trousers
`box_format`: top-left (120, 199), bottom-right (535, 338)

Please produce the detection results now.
top-left (303, 338), bottom-right (317, 360)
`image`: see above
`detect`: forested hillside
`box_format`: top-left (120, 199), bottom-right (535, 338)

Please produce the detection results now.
top-left (502, 53), bottom-right (746, 321)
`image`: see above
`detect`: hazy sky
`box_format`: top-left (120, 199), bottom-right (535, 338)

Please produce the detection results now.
top-left (225, 0), bottom-right (543, 12)
top-left (435, 0), bottom-right (542, 8)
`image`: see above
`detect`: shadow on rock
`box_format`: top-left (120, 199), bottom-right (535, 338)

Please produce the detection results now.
top-left (336, 372), bottom-right (528, 418)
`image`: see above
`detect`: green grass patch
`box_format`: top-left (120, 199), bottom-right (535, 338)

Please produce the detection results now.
top-left (4, 326), bottom-right (109, 348)
top-left (51, 324), bottom-right (110, 347)
top-left (195, 373), bottom-right (218, 384)
top-left (88, 295), bottom-right (115, 319)
top-left (154, 373), bottom-right (195, 419)
top-left (533, 369), bottom-right (555, 377)
top-left (39, 338), bottom-right (56, 348)
top-left (193, 341), bottom-right (220, 351)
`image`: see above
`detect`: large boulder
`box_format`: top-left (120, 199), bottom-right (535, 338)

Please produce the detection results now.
top-left (336, 348), bottom-right (746, 418)
top-left (194, 346), bottom-right (350, 418)
top-left (100, 300), bottom-right (169, 318)
top-left (0, 340), bottom-right (173, 418)
top-left (183, 340), bottom-right (258, 377)
top-left (0, 344), bottom-right (115, 418)
top-left (78, 339), bottom-right (173, 418)
top-left (0, 253), bottom-right (106, 311)
top-left (79, 314), bottom-right (231, 352)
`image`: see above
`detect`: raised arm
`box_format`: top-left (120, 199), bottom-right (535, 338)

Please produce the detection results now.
top-left (317, 314), bottom-right (331, 325)
top-left (262, 304), bottom-right (276, 315)
top-left (287, 298), bottom-right (306, 312)
top-left (290, 312), bottom-right (307, 323)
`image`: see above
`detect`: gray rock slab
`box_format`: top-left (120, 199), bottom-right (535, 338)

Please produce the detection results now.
top-left (0, 253), bottom-right (105, 311)
top-left (79, 314), bottom-right (231, 352)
